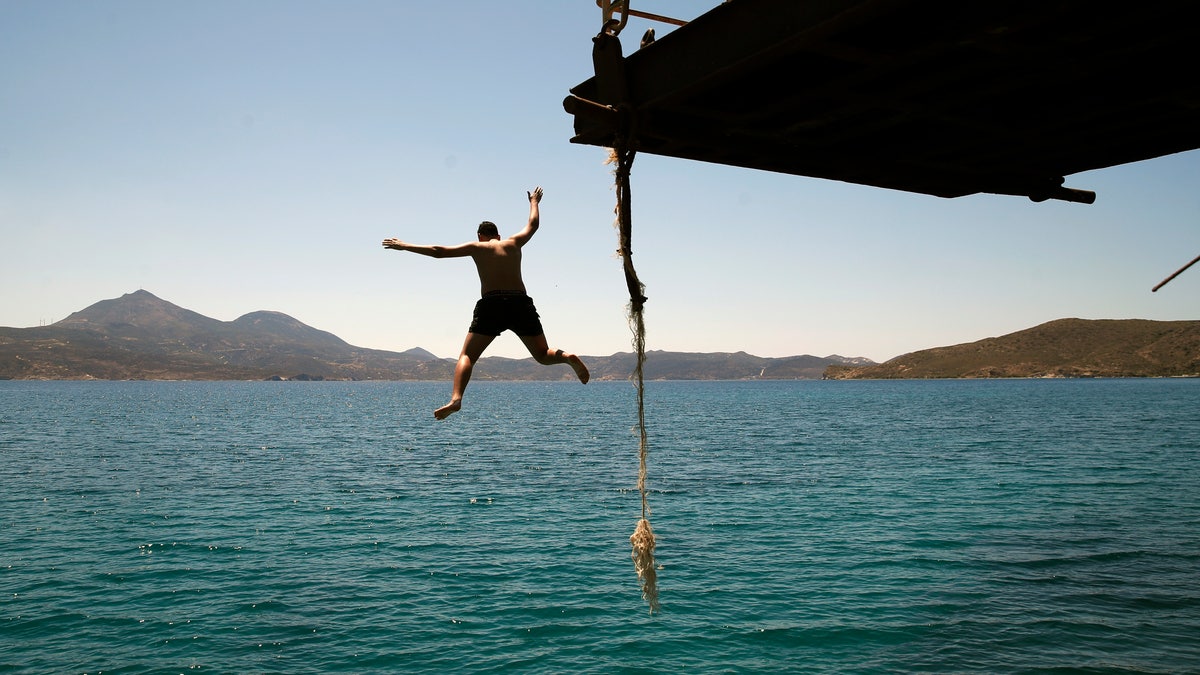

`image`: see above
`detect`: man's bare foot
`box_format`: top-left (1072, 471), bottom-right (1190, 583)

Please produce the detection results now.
top-left (567, 354), bottom-right (590, 384)
top-left (434, 399), bottom-right (461, 420)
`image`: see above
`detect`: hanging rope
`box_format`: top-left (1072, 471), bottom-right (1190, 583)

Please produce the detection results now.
top-left (589, 7), bottom-right (656, 613)
top-left (611, 145), bottom-right (658, 614)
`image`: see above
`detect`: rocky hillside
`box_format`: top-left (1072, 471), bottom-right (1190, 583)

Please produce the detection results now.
top-left (824, 318), bottom-right (1200, 379)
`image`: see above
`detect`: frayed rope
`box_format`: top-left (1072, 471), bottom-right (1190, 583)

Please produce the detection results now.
top-left (610, 146), bottom-right (659, 613)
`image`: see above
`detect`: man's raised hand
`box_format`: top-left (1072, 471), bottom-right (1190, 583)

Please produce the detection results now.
top-left (528, 186), bottom-right (543, 203)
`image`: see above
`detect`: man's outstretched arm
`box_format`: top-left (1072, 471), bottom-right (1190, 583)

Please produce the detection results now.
top-left (382, 239), bottom-right (477, 258)
top-left (510, 186), bottom-right (542, 247)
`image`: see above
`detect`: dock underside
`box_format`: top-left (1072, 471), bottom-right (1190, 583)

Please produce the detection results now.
top-left (565, 0), bottom-right (1200, 202)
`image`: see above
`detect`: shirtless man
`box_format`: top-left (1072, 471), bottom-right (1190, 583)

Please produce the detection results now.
top-left (382, 186), bottom-right (590, 419)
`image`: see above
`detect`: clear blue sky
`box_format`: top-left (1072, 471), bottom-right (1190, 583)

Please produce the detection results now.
top-left (3, 1), bottom-right (1197, 362)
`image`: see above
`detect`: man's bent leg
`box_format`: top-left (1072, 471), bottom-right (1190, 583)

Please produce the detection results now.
top-left (436, 332), bottom-right (495, 419)
top-left (519, 334), bottom-right (590, 384)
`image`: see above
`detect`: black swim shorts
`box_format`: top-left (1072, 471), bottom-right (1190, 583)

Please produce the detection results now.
top-left (469, 291), bottom-right (544, 337)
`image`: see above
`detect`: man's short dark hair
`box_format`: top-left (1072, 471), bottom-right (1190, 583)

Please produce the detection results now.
top-left (477, 221), bottom-right (499, 237)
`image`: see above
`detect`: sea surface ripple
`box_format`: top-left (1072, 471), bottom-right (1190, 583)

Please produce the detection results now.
top-left (2, 379), bottom-right (1198, 673)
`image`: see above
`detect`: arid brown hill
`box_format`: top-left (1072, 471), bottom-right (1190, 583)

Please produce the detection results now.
top-left (824, 319), bottom-right (1200, 379)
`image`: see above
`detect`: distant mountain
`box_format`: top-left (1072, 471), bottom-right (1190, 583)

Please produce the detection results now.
top-left (6, 293), bottom-right (1194, 382)
top-left (0, 290), bottom-right (451, 381)
top-left (0, 291), bottom-right (870, 381)
top-left (824, 318), bottom-right (1200, 379)
top-left (580, 350), bottom-right (865, 381)
top-left (230, 311), bottom-right (350, 350)
top-left (475, 350), bottom-right (867, 381)
top-left (399, 347), bottom-right (440, 360)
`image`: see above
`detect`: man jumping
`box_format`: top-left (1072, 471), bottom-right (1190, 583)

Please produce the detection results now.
top-left (382, 186), bottom-right (589, 419)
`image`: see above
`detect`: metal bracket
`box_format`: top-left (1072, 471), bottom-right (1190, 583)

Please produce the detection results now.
top-left (598, 0), bottom-right (688, 36)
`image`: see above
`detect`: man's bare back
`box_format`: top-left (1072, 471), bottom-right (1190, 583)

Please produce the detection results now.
top-left (469, 238), bottom-right (527, 295)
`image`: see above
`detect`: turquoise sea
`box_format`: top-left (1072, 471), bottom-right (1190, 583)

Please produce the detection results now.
top-left (2, 378), bottom-right (1199, 673)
